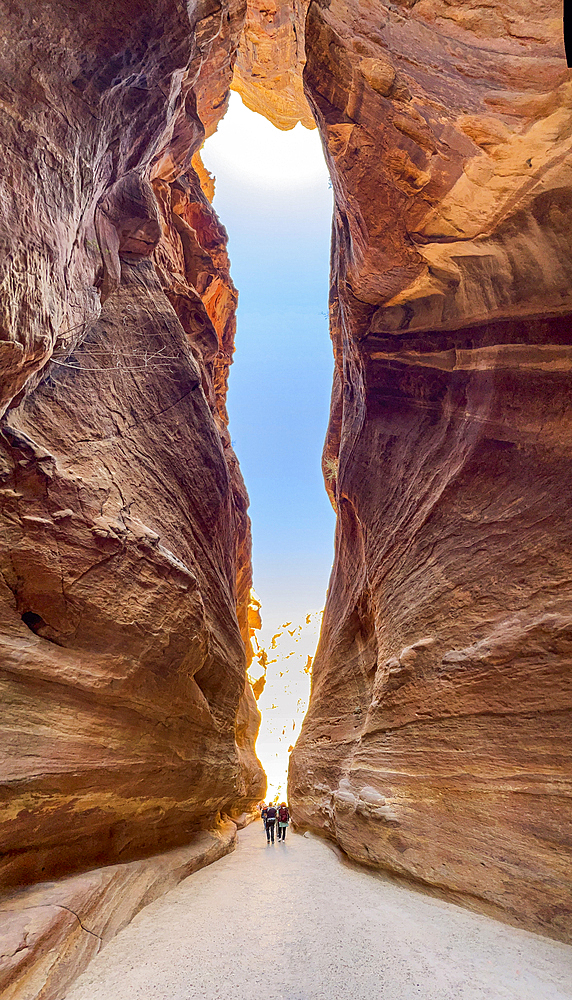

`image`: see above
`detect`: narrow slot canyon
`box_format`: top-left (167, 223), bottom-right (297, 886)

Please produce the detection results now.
top-left (0, 1), bottom-right (571, 998)
top-left (200, 92), bottom-right (334, 802)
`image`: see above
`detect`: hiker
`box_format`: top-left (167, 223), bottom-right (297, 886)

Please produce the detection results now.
top-left (260, 803), bottom-right (268, 833)
top-left (265, 802), bottom-right (277, 843)
top-left (277, 802), bottom-right (290, 841)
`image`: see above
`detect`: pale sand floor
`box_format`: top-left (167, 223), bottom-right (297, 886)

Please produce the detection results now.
top-left (65, 822), bottom-right (572, 1000)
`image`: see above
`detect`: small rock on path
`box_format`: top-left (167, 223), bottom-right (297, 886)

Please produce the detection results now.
top-left (65, 823), bottom-right (572, 1000)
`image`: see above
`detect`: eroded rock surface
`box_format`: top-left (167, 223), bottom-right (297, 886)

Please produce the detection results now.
top-left (0, 0), bottom-right (264, 896)
top-left (0, 820), bottom-right (237, 1000)
top-left (233, 0), bottom-right (315, 129)
top-left (1, 0), bottom-right (571, 968)
top-left (290, 0), bottom-right (572, 942)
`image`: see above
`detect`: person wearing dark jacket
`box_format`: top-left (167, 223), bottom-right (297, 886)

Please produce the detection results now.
top-left (265, 803), bottom-right (277, 843)
top-left (277, 803), bottom-right (290, 841)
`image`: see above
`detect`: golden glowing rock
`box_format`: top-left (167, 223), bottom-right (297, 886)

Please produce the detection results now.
top-left (233, 0), bottom-right (315, 130)
top-left (1, 0), bottom-right (572, 972)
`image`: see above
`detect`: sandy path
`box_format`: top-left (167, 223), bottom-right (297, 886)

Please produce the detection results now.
top-left (65, 823), bottom-right (572, 1000)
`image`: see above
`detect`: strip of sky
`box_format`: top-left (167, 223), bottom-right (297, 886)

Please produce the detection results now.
top-left (202, 93), bottom-right (335, 642)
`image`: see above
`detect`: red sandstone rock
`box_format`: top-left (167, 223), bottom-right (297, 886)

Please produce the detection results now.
top-left (0, 0), bottom-right (264, 895)
top-left (233, 0), bottom-right (315, 129)
top-left (0, 820), bottom-right (237, 1000)
top-left (1, 0), bottom-right (571, 960)
top-left (290, 0), bottom-right (572, 943)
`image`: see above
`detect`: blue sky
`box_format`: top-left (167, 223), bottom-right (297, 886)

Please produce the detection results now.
top-left (202, 93), bottom-right (335, 641)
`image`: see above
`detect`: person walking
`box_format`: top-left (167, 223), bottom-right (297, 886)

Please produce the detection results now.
top-left (260, 803), bottom-right (268, 835)
top-left (265, 802), bottom-right (277, 843)
top-left (277, 802), bottom-right (290, 841)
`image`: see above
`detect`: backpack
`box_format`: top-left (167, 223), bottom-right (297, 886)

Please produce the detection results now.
top-left (266, 806), bottom-right (277, 820)
top-left (278, 806), bottom-right (289, 822)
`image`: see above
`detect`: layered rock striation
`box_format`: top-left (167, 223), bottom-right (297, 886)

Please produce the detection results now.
top-left (1, 0), bottom-right (571, 961)
top-left (0, 0), bottom-right (264, 896)
top-left (0, 820), bottom-right (237, 1000)
top-left (290, 0), bottom-right (572, 942)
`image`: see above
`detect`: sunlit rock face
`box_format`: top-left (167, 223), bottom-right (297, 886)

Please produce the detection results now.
top-left (0, 0), bottom-right (264, 891)
top-left (1, 0), bottom-right (571, 951)
top-left (233, 0), bottom-right (315, 129)
top-left (290, 0), bottom-right (572, 941)
top-left (250, 612), bottom-right (319, 801)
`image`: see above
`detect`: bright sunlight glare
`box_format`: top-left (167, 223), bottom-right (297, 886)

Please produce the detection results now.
top-left (250, 611), bottom-right (322, 804)
top-left (203, 91), bottom-right (328, 190)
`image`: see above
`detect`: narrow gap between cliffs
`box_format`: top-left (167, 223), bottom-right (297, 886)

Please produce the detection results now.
top-left (202, 93), bottom-right (335, 801)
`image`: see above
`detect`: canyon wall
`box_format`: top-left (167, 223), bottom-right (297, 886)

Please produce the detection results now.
top-left (1, 0), bottom-right (571, 963)
top-left (0, 0), bottom-right (264, 896)
top-left (289, 0), bottom-right (572, 941)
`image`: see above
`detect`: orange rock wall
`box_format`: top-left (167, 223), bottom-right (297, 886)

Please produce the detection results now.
top-left (0, 0), bottom-right (264, 892)
top-left (233, 0), bottom-right (315, 129)
top-left (1, 821), bottom-right (237, 1000)
top-left (290, 0), bottom-right (572, 941)
top-left (1, 0), bottom-right (571, 947)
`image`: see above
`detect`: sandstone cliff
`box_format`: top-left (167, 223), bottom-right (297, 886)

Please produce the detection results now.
top-left (289, 0), bottom-right (572, 942)
top-left (1, 0), bottom-right (571, 964)
top-left (233, 0), bottom-right (315, 129)
top-left (0, 821), bottom-right (237, 1000)
top-left (0, 0), bottom-right (264, 895)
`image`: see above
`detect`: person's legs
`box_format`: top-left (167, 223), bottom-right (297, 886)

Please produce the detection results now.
top-left (268, 820), bottom-right (275, 843)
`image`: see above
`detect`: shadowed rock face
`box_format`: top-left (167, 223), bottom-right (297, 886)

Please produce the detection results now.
top-left (0, 821), bottom-right (238, 1000)
top-left (0, 0), bottom-right (264, 891)
top-left (289, 0), bottom-right (572, 942)
top-left (1, 0), bottom-right (571, 947)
